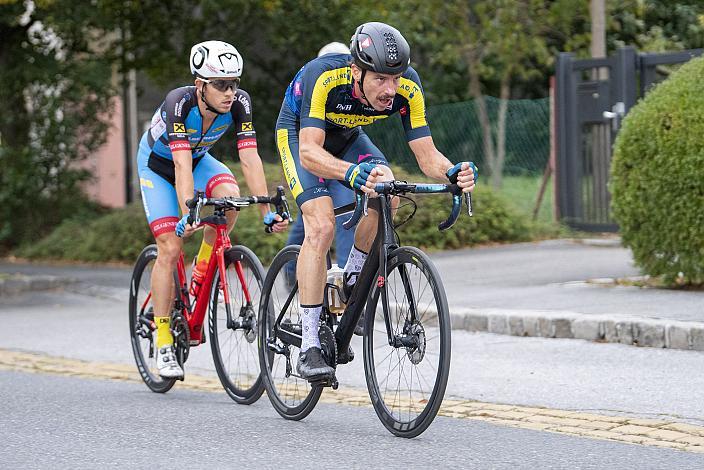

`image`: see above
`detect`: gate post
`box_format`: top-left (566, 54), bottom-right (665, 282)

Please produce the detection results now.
top-left (555, 52), bottom-right (578, 222)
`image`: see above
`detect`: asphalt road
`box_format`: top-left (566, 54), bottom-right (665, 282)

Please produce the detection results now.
top-left (2, 288), bottom-right (703, 425)
top-left (4, 370), bottom-right (702, 469)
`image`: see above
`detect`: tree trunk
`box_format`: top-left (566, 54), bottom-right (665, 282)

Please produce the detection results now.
top-left (465, 48), bottom-right (495, 182)
top-left (493, 75), bottom-right (510, 189)
top-left (0, 23), bottom-right (31, 156)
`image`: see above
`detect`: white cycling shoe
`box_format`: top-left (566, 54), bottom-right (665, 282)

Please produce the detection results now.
top-left (157, 345), bottom-right (184, 378)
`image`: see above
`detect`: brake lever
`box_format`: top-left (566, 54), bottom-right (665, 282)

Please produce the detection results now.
top-left (465, 192), bottom-right (473, 217)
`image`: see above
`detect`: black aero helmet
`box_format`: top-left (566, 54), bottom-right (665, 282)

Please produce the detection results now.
top-left (350, 22), bottom-right (410, 75)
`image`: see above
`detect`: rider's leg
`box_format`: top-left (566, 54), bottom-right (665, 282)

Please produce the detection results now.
top-left (276, 108), bottom-right (337, 379)
top-left (298, 196), bottom-right (335, 347)
top-left (344, 164), bottom-right (396, 283)
top-left (190, 155), bottom-right (240, 297)
top-left (137, 135), bottom-right (184, 378)
top-left (151, 232), bottom-right (185, 378)
top-left (329, 179), bottom-right (355, 267)
top-left (295, 196), bottom-right (337, 379)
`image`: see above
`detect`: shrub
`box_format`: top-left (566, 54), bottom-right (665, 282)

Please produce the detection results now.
top-left (610, 57), bottom-right (704, 285)
top-left (17, 163), bottom-right (535, 265)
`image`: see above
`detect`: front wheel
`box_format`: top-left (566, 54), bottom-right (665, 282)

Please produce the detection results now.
top-left (363, 246), bottom-right (451, 438)
top-left (209, 245), bottom-right (266, 404)
top-left (258, 245), bottom-right (322, 420)
top-left (129, 244), bottom-right (177, 393)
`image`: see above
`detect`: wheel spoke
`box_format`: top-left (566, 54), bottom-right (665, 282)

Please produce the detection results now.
top-left (365, 249), bottom-right (450, 436)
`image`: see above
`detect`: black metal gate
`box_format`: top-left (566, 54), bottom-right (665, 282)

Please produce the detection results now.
top-left (555, 47), bottom-right (702, 231)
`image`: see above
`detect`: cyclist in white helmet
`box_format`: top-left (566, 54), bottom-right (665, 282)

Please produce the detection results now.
top-left (136, 40), bottom-right (287, 378)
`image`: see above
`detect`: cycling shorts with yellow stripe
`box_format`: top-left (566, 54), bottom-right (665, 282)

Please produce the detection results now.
top-left (275, 102), bottom-right (389, 208)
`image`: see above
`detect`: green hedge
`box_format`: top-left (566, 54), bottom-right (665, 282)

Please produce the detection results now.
top-left (17, 163), bottom-right (537, 265)
top-left (610, 57), bottom-right (704, 285)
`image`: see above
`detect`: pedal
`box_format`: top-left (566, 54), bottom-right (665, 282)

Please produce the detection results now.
top-left (309, 373), bottom-right (337, 388)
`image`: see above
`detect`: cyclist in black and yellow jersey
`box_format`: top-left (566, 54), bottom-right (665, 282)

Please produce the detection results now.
top-left (275, 22), bottom-right (477, 380)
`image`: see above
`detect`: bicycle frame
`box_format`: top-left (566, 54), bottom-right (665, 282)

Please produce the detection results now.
top-left (171, 214), bottom-right (253, 345)
top-left (272, 182), bottom-right (466, 362)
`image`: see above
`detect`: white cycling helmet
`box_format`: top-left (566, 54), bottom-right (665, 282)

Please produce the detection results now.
top-left (318, 41), bottom-right (351, 57)
top-left (190, 40), bottom-right (243, 79)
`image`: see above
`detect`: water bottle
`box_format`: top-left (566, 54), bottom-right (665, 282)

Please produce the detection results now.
top-left (327, 264), bottom-right (346, 314)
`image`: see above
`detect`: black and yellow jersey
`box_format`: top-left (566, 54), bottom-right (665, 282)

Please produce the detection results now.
top-left (283, 53), bottom-right (431, 141)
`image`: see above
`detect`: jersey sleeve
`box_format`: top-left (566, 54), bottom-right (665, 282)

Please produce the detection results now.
top-left (396, 67), bottom-right (431, 142)
top-left (232, 89), bottom-right (257, 151)
top-left (163, 88), bottom-right (195, 153)
top-left (299, 60), bottom-right (335, 130)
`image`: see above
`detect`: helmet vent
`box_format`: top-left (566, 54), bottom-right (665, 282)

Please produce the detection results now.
top-left (383, 32), bottom-right (399, 63)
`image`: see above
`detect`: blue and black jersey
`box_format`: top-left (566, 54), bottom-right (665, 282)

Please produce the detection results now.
top-left (283, 53), bottom-right (431, 142)
top-left (145, 86), bottom-right (257, 161)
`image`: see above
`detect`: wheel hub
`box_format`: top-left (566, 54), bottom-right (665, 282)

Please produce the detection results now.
top-left (241, 305), bottom-right (257, 343)
top-left (406, 321), bottom-right (426, 365)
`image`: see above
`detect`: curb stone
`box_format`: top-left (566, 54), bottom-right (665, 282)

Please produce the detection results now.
top-left (450, 307), bottom-right (704, 352)
top-left (0, 274), bottom-right (77, 297)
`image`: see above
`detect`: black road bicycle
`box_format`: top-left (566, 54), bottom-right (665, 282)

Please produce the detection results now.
top-left (257, 181), bottom-right (472, 438)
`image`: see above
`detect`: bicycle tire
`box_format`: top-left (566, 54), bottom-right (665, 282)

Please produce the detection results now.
top-left (209, 245), bottom-right (266, 404)
top-left (258, 245), bottom-right (323, 420)
top-left (129, 244), bottom-right (177, 393)
top-left (363, 246), bottom-right (451, 438)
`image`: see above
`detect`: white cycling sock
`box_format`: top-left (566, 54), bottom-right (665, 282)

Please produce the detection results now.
top-left (300, 304), bottom-right (322, 352)
top-left (344, 245), bottom-right (368, 286)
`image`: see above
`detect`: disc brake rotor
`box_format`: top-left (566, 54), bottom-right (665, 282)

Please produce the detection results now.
top-left (406, 321), bottom-right (426, 365)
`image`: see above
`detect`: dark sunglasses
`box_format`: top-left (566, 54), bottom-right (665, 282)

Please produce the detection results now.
top-left (201, 77), bottom-right (240, 92)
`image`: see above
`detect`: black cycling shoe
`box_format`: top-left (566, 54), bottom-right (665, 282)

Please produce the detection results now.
top-left (338, 344), bottom-right (355, 364)
top-left (297, 347), bottom-right (334, 381)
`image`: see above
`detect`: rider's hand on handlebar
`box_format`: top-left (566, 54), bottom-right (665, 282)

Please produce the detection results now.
top-left (175, 214), bottom-right (201, 238)
top-left (446, 162), bottom-right (478, 193)
top-left (345, 162), bottom-right (384, 195)
top-left (263, 211), bottom-right (289, 233)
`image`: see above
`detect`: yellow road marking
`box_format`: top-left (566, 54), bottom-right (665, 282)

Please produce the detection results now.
top-left (1, 348), bottom-right (703, 453)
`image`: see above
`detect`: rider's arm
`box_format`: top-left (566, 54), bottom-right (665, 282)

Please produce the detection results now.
top-left (409, 137), bottom-right (476, 192)
top-left (232, 89), bottom-right (272, 219)
top-left (164, 95), bottom-right (196, 215)
top-left (173, 150), bottom-right (195, 215)
top-left (408, 136), bottom-right (455, 181)
top-left (299, 127), bottom-right (351, 180)
top-left (239, 147), bottom-right (272, 219)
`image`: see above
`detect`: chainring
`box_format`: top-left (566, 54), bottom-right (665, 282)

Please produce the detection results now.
top-left (318, 323), bottom-right (337, 370)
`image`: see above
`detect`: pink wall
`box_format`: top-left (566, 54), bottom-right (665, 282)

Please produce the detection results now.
top-left (82, 96), bottom-right (127, 208)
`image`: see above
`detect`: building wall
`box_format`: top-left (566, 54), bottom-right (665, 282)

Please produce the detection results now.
top-left (82, 96), bottom-right (127, 208)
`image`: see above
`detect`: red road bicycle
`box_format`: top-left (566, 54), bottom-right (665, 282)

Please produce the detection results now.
top-left (129, 187), bottom-right (290, 403)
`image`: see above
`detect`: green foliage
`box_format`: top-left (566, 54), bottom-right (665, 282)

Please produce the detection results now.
top-left (17, 163), bottom-right (539, 264)
top-left (610, 56), bottom-right (704, 285)
top-left (0, 0), bottom-right (116, 251)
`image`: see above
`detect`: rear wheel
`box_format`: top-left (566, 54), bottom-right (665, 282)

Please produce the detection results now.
top-left (363, 246), bottom-right (451, 438)
top-left (209, 245), bottom-right (266, 404)
top-left (258, 245), bottom-right (322, 420)
top-left (129, 244), bottom-right (177, 393)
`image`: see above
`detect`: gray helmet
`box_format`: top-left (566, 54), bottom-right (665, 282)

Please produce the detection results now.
top-left (350, 22), bottom-right (410, 75)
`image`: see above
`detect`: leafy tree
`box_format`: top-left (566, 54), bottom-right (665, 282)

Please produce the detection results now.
top-left (0, 0), bottom-right (115, 250)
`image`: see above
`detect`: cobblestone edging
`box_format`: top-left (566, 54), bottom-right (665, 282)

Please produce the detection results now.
top-left (1, 349), bottom-right (703, 453)
top-left (0, 274), bottom-right (77, 296)
top-left (450, 308), bottom-right (704, 352)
